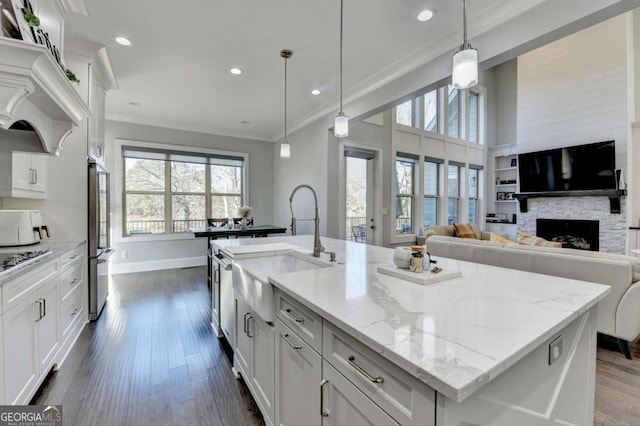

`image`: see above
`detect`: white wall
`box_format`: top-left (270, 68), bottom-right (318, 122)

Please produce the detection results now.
top-left (0, 121), bottom-right (88, 244)
top-left (494, 60), bottom-right (518, 147)
top-left (517, 15), bottom-right (628, 163)
top-left (105, 120), bottom-right (274, 273)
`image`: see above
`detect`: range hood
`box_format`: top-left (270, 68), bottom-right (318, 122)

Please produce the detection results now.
top-left (0, 38), bottom-right (90, 155)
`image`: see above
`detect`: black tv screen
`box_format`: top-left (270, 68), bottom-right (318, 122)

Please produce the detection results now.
top-left (518, 141), bottom-right (616, 193)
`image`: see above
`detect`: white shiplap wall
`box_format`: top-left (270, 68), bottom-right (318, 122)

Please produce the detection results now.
top-left (517, 14), bottom-right (628, 168)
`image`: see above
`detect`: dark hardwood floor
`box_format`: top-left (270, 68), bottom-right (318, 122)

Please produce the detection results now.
top-left (34, 266), bottom-right (640, 425)
top-left (34, 266), bottom-right (264, 426)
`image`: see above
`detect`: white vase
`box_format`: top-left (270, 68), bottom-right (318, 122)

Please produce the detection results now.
top-left (393, 247), bottom-right (412, 269)
top-left (239, 217), bottom-right (248, 229)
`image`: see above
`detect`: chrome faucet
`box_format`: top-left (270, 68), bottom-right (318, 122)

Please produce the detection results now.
top-left (289, 184), bottom-right (324, 257)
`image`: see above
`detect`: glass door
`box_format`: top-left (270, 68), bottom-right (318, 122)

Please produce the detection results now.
top-left (344, 149), bottom-right (376, 244)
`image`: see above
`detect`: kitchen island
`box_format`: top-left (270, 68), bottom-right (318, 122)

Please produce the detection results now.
top-left (213, 235), bottom-right (610, 425)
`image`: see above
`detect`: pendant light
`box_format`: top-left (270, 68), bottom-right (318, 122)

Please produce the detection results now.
top-left (334, 0), bottom-right (348, 138)
top-left (280, 49), bottom-right (292, 158)
top-left (452, 0), bottom-right (478, 90)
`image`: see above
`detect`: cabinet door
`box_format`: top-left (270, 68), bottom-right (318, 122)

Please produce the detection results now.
top-left (3, 296), bottom-right (39, 404)
top-left (37, 279), bottom-right (59, 374)
top-left (234, 296), bottom-right (252, 379)
top-left (321, 361), bottom-right (399, 426)
top-left (250, 314), bottom-right (275, 425)
top-left (29, 155), bottom-right (47, 194)
top-left (12, 152), bottom-right (32, 191)
top-left (275, 319), bottom-right (322, 426)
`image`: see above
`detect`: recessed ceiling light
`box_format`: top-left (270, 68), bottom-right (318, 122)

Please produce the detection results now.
top-left (241, 120), bottom-right (250, 125)
top-left (114, 36), bottom-right (133, 47)
top-left (230, 67), bottom-right (243, 75)
top-left (129, 102), bottom-right (142, 107)
top-left (311, 89), bottom-right (321, 95)
top-left (417, 9), bottom-right (435, 22)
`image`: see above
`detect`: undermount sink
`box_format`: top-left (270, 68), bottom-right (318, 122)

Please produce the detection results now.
top-left (232, 252), bottom-right (333, 322)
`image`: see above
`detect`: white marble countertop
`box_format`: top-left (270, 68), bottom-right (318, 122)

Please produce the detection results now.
top-left (212, 235), bottom-right (610, 402)
top-left (0, 240), bottom-right (85, 285)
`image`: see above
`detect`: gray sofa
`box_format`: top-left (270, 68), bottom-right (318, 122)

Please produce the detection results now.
top-left (426, 234), bottom-right (640, 358)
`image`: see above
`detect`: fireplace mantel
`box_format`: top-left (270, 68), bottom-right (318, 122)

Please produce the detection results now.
top-left (514, 189), bottom-right (626, 213)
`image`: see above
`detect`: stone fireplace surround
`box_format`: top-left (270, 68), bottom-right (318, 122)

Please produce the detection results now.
top-left (518, 196), bottom-right (627, 254)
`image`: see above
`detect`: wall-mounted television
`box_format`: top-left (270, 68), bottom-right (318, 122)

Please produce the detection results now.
top-left (517, 141), bottom-right (616, 193)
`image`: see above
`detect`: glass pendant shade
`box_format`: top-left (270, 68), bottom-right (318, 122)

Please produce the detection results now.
top-left (452, 47), bottom-right (478, 90)
top-left (280, 142), bottom-right (290, 158)
top-left (334, 113), bottom-right (349, 138)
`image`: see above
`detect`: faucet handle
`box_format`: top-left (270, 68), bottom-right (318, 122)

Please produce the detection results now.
top-left (325, 251), bottom-right (336, 262)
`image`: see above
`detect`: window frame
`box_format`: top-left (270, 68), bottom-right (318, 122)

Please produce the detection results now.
top-left (467, 166), bottom-right (482, 224)
top-left (423, 157), bottom-right (442, 229)
top-left (447, 162), bottom-right (462, 225)
top-left (394, 154), bottom-right (417, 240)
top-left (115, 139), bottom-right (249, 242)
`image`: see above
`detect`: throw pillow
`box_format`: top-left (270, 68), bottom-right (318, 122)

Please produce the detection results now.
top-left (517, 231), bottom-right (562, 248)
top-left (490, 233), bottom-right (510, 244)
top-left (453, 223), bottom-right (480, 239)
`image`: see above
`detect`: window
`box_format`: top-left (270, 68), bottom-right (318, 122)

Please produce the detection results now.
top-left (447, 85), bottom-right (459, 139)
top-left (468, 91), bottom-right (479, 143)
top-left (123, 146), bottom-right (245, 236)
top-left (447, 163), bottom-right (461, 225)
top-left (395, 156), bottom-right (415, 234)
top-left (423, 90), bottom-right (438, 133)
top-left (468, 167), bottom-right (479, 224)
top-left (423, 159), bottom-right (440, 229)
top-left (395, 100), bottom-right (413, 127)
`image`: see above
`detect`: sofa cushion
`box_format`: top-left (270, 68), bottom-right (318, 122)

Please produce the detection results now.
top-left (453, 223), bottom-right (481, 239)
top-left (490, 233), bottom-right (510, 244)
top-left (517, 231), bottom-right (562, 248)
top-left (425, 225), bottom-right (456, 238)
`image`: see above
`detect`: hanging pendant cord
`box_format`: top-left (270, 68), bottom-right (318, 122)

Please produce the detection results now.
top-left (284, 56), bottom-right (287, 141)
top-left (462, 0), bottom-right (467, 46)
top-left (339, 0), bottom-right (344, 113)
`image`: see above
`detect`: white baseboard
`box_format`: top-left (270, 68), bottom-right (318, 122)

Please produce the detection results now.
top-left (111, 256), bottom-right (206, 274)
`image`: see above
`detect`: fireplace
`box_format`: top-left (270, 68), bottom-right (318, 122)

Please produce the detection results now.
top-left (536, 219), bottom-right (599, 251)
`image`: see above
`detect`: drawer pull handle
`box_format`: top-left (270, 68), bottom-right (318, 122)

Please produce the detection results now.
top-left (282, 333), bottom-right (301, 350)
top-left (35, 300), bottom-right (43, 322)
top-left (348, 355), bottom-right (384, 383)
top-left (243, 312), bottom-right (251, 334)
top-left (70, 278), bottom-right (78, 285)
top-left (246, 315), bottom-right (253, 338)
top-left (320, 379), bottom-right (329, 417)
top-left (71, 308), bottom-right (79, 316)
top-left (69, 255), bottom-right (78, 260)
top-left (284, 308), bottom-right (304, 323)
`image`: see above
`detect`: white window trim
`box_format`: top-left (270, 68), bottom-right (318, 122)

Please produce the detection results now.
top-left (391, 152), bottom-right (418, 244)
top-left (114, 138), bottom-right (250, 243)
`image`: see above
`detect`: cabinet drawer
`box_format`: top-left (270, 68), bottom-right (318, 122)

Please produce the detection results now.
top-left (59, 261), bottom-right (82, 300)
top-left (323, 322), bottom-right (436, 426)
top-left (61, 283), bottom-right (83, 338)
top-left (60, 247), bottom-right (83, 271)
top-left (275, 290), bottom-right (322, 353)
top-left (3, 260), bottom-right (58, 314)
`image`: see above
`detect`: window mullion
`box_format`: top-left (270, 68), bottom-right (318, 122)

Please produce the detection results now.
top-left (165, 161), bottom-right (171, 234)
top-left (205, 164), bottom-right (211, 218)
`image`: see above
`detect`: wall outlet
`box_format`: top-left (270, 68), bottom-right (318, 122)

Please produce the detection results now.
top-left (549, 335), bottom-right (563, 365)
top-left (121, 251), bottom-right (128, 259)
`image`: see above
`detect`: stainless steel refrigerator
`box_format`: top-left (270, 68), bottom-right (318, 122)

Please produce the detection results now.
top-left (88, 159), bottom-right (114, 320)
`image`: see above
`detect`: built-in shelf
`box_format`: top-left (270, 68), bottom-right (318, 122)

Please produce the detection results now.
top-left (514, 189), bottom-right (626, 214)
top-left (495, 200), bottom-right (517, 203)
top-left (495, 183), bottom-right (517, 187)
top-left (495, 167), bottom-right (517, 172)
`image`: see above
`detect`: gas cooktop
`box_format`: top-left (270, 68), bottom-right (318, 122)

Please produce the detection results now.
top-left (0, 250), bottom-right (52, 276)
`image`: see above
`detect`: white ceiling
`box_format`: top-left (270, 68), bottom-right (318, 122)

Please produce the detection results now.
top-left (65, 0), bottom-right (548, 141)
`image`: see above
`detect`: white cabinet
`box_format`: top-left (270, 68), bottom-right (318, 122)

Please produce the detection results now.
top-left (3, 293), bottom-right (39, 404)
top-left (321, 361), bottom-right (399, 426)
top-left (234, 293), bottom-right (275, 426)
top-left (87, 65), bottom-right (106, 162)
top-left (0, 152), bottom-right (47, 198)
top-left (3, 260), bottom-right (59, 404)
top-left (275, 319), bottom-right (322, 426)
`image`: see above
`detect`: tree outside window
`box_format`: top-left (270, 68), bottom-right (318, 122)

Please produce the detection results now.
top-left (395, 157), bottom-right (415, 234)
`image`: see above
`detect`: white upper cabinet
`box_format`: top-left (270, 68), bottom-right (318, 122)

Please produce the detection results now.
top-left (0, 152), bottom-right (47, 198)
